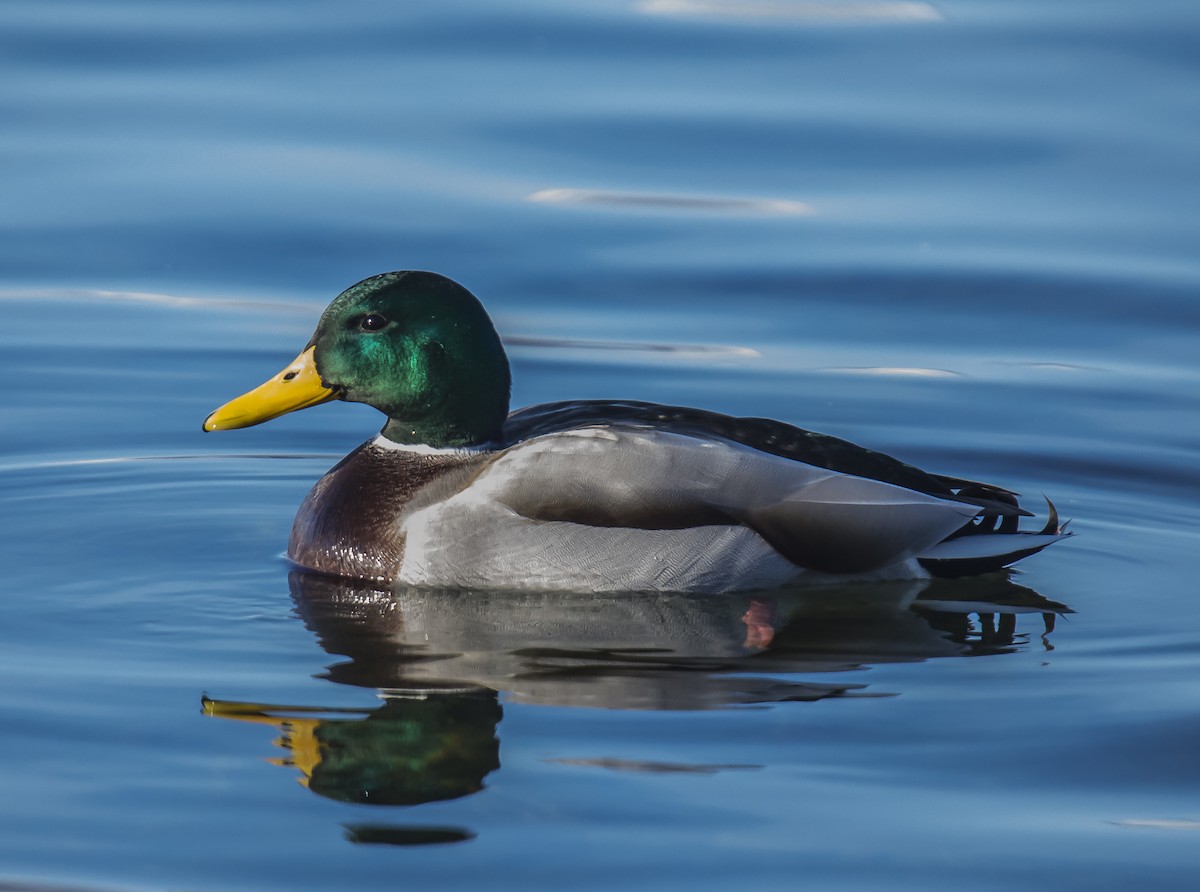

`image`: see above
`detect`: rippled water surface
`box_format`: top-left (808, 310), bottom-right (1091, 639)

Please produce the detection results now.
top-left (3, 1), bottom-right (1199, 890)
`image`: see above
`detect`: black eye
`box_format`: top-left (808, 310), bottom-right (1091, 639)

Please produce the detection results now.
top-left (360, 314), bottom-right (388, 332)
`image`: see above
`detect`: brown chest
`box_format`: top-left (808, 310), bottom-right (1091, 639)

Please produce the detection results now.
top-left (287, 442), bottom-right (480, 581)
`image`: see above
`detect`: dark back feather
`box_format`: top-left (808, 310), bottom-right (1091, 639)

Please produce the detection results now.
top-left (503, 400), bottom-right (1023, 517)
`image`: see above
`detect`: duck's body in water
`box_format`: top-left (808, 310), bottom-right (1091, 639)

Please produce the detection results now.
top-left (205, 271), bottom-right (1068, 591)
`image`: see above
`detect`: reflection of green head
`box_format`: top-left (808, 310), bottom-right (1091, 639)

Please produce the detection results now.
top-left (306, 692), bottom-right (502, 806)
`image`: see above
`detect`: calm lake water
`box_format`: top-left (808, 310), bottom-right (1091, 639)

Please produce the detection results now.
top-left (3, 1), bottom-right (1199, 890)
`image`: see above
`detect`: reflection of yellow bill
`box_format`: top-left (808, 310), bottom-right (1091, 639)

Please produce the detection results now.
top-left (203, 346), bottom-right (335, 431)
top-left (202, 696), bottom-right (370, 786)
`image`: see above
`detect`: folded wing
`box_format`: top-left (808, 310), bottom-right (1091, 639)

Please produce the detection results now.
top-left (479, 427), bottom-right (981, 575)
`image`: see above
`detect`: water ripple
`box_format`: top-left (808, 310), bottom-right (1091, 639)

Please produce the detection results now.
top-left (637, 0), bottom-right (944, 24)
top-left (528, 187), bottom-right (816, 216)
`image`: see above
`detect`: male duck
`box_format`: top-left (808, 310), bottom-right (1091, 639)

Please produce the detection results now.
top-left (204, 271), bottom-right (1068, 592)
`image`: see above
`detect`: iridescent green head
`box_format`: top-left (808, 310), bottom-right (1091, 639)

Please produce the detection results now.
top-left (204, 271), bottom-right (512, 448)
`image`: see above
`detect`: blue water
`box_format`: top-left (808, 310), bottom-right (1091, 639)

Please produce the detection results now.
top-left (3, 1), bottom-right (1200, 889)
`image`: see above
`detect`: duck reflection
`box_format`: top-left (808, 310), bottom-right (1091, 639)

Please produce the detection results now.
top-left (203, 689), bottom-right (500, 807)
top-left (203, 571), bottom-right (1066, 838)
top-left (287, 571), bottom-right (1066, 708)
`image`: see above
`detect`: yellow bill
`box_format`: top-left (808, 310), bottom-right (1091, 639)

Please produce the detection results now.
top-left (203, 346), bottom-right (336, 431)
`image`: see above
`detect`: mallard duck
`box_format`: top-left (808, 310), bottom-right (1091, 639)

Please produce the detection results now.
top-left (204, 271), bottom-right (1068, 592)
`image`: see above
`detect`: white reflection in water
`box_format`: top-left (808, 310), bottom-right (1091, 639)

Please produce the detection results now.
top-left (505, 335), bottom-right (761, 359)
top-left (528, 188), bottom-right (816, 216)
top-left (818, 366), bottom-right (964, 378)
top-left (637, 0), bottom-right (944, 23)
top-left (1111, 819), bottom-right (1200, 831)
top-left (0, 285), bottom-right (314, 314)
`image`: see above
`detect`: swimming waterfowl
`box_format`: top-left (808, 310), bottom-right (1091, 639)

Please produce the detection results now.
top-left (204, 271), bottom-right (1068, 592)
